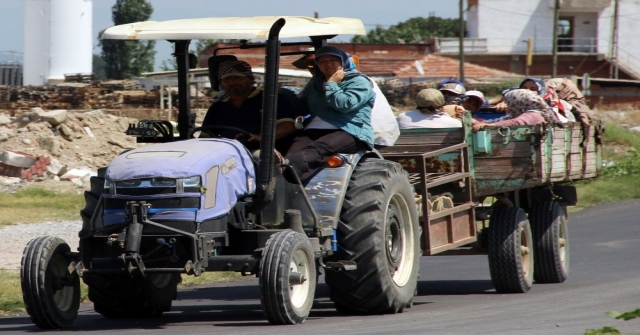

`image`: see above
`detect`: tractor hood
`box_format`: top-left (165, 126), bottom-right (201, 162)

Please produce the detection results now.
top-left (103, 138), bottom-right (256, 224)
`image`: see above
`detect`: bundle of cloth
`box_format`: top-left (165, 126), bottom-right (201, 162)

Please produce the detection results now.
top-left (546, 77), bottom-right (594, 126)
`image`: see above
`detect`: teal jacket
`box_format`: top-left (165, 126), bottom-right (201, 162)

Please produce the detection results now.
top-left (300, 71), bottom-right (375, 148)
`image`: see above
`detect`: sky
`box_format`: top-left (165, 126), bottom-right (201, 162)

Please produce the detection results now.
top-left (0, 0), bottom-right (460, 70)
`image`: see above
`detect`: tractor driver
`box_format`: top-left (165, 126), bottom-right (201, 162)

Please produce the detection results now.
top-left (201, 60), bottom-right (296, 153)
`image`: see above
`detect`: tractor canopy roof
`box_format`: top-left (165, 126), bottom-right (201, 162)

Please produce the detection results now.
top-left (101, 16), bottom-right (366, 41)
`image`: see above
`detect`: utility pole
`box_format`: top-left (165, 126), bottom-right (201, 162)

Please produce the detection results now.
top-left (551, 0), bottom-right (559, 77)
top-left (526, 37), bottom-right (533, 76)
top-left (458, 0), bottom-right (465, 82)
top-left (609, 0), bottom-right (619, 79)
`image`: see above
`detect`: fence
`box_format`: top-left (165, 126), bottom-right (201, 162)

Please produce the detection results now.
top-left (0, 62), bottom-right (22, 86)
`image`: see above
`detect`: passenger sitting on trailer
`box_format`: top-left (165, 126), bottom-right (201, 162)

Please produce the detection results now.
top-left (396, 88), bottom-right (462, 129)
top-left (519, 77), bottom-right (575, 123)
top-left (461, 90), bottom-right (487, 116)
top-left (546, 77), bottom-right (594, 126)
top-left (472, 89), bottom-right (559, 131)
top-left (201, 60), bottom-right (296, 153)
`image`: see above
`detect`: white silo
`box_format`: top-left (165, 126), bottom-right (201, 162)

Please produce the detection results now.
top-left (23, 0), bottom-right (93, 86)
top-left (49, 0), bottom-right (93, 83)
top-left (23, 0), bottom-right (51, 86)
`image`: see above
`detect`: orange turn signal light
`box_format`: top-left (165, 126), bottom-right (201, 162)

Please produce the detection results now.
top-left (326, 155), bottom-right (345, 168)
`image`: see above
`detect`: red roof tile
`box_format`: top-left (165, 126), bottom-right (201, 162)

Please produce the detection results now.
top-left (199, 43), bottom-right (520, 80)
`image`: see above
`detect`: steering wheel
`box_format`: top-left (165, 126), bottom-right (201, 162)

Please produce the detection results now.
top-left (190, 125), bottom-right (253, 141)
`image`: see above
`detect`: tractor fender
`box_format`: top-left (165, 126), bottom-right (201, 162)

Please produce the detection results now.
top-left (303, 150), bottom-right (382, 231)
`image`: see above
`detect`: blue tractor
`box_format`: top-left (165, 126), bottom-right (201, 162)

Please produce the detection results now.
top-left (20, 16), bottom-right (420, 328)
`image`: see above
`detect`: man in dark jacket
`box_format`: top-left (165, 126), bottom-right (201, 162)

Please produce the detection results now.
top-left (201, 60), bottom-right (295, 153)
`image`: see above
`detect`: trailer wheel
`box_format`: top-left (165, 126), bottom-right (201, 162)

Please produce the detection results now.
top-left (21, 236), bottom-right (80, 329)
top-left (325, 159), bottom-right (420, 314)
top-left (530, 201), bottom-right (569, 283)
top-left (85, 272), bottom-right (180, 318)
top-left (259, 230), bottom-right (316, 324)
top-left (488, 207), bottom-right (534, 293)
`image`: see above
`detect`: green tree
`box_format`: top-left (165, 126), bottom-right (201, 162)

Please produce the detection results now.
top-left (352, 16), bottom-right (464, 43)
top-left (99, 0), bottom-right (156, 79)
top-left (92, 54), bottom-right (106, 80)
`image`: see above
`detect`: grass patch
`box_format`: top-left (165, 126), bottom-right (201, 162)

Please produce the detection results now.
top-left (574, 174), bottom-right (640, 211)
top-left (180, 272), bottom-right (241, 286)
top-left (603, 124), bottom-right (640, 151)
top-left (0, 188), bottom-right (84, 226)
top-left (0, 270), bottom-right (24, 314)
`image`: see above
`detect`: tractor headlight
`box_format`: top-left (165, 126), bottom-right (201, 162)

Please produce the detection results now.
top-left (183, 176), bottom-right (201, 188)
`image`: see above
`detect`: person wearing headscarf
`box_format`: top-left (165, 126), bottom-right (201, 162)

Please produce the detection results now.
top-left (519, 77), bottom-right (548, 96)
top-left (397, 88), bottom-right (462, 129)
top-left (285, 46), bottom-right (375, 183)
top-left (491, 86), bottom-right (519, 113)
top-left (547, 77), bottom-right (594, 125)
top-left (473, 89), bottom-right (558, 131)
top-left (291, 48), bottom-right (399, 147)
top-left (520, 77), bottom-right (575, 123)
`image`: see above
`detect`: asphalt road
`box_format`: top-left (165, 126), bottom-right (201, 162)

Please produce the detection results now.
top-left (2, 199), bottom-right (639, 334)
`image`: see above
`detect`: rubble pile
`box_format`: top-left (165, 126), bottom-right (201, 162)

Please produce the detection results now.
top-left (0, 107), bottom-right (142, 193)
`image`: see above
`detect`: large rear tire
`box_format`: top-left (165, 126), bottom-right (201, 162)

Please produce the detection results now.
top-left (21, 236), bottom-right (80, 329)
top-left (259, 230), bottom-right (316, 324)
top-left (488, 207), bottom-right (534, 293)
top-left (530, 201), bottom-right (569, 283)
top-left (85, 272), bottom-right (180, 318)
top-left (325, 159), bottom-right (420, 314)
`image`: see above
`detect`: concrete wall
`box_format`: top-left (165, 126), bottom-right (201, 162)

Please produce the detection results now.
top-left (469, 0), bottom-right (555, 53)
top-left (599, 0), bottom-right (640, 78)
top-left (467, 0), bottom-right (640, 78)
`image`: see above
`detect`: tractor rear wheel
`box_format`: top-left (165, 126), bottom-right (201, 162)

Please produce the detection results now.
top-left (325, 159), bottom-right (420, 314)
top-left (21, 236), bottom-right (80, 329)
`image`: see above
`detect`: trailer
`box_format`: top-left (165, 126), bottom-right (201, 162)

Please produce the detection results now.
top-left (379, 114), bottom-right (603, 292)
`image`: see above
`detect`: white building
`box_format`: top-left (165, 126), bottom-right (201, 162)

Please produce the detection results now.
top-left (440, 0), bottom-right (638, 78)
top-left (23, 0), bottom-right (93, 86)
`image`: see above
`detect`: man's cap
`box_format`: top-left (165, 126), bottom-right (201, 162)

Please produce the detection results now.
top-left (463, 90), bottom-right (485, 105)
top-left (437, 79), bottom-right (466, 95)
top-left (415, 88), bottom-right (445, 109)
top-left (292, 47), bottom-right (315, 69)
top-left (218, 60), bottom-right (254, 80)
